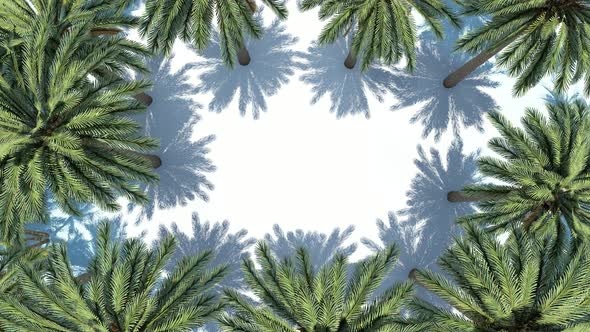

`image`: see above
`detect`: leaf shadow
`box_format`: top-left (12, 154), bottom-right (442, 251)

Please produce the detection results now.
top-left (300, 37), bottom-right (396, 118)
top-left (390, 22), bottom-right (499, 140)
top-left (194, 19), bottom-right (305, 119)
top-left (153, 213), bottom-right (256, 332)
top-left (362, 139), bottom-right (480, 301)
top-left (127, 57), bottom-right (216, 223)
top-left (264, 224), bottom-right (357, 271)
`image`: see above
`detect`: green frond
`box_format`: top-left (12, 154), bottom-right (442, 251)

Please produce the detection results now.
top-left (456, 0), bottom-right (590, 96)
top-left (0, 0), bottom-right (159, 243)
top-left (221, 241), bottom-right (417, 331)
top-left (454, 97), bottom-right (590, 239)
top-left (306, 0), bottom-right (459, 71)
top-left (0, 222), bottom-right (226, 331)
top-left (412, 224), bottom-right (590, 331)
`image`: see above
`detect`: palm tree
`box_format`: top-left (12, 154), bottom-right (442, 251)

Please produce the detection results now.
top-left (218, 241), bottom-right (424, 331)
top-left (444, 0), bottom-right (590, 96)
top-left (0, 244), bottom-right (47, 295)
top-left (0, 221), bottom-right (227, 331)
top-left (448, 96), bottom-right (590, 238)
top-left (0, 15), bottom-right (160, 243)
top-left (0, 0), bottom-right (154, 105)
top-left (139, 0), bottom-right (288, 66)
top-left (299, 0), bottom-right (460, 70)
top-left (409, 224), bottom-right (590, 331)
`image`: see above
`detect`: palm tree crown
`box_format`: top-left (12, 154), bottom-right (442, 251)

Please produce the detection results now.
top-left (410, 224), bottom-right (590, 331)
top-left (0, 221), bottom-right (227, 331)
top-left (0, 0), bottom-right (149, 75)
top-left (0, 11), bottom-right (159, 242)
top-left (299, 0), bottom-right (460, 70)
top-left (446, 0), bottom-right (590, 95)
top-left (140, 0), bottom-right (288, 66)
top-left (450, 96), bottom-right (590, 238)
top-left (219, 241), bottom-right (422, 331)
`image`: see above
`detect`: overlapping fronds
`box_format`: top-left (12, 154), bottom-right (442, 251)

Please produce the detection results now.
top-left (139, 0), bottom-right (288, 66)
top-left (0, 220), bottom-right (227, 331)
top-left (458, 96), bottom-right (590, 238)
top-left (219, 241), bottom-right (425, 331)
top-left (299, 0), bottom-right (460, 71)
top-left (0, 0), bottom-right (150, 76)
top-left (0, 244), bottom-right (47, 295)
top-left (410, 224), bottom-right (590, 331)
top-left (0, 8), bottom-right (158, 243)
top-left (457, 0), bottom-right (590, 96)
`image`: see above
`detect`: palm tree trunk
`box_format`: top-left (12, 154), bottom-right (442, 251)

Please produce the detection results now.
top-left (76, 272), bottom-right (91, 285)
top-left (82, 139), bottom-right (162, 169)
top-left (238, 46), bottom-right (251, 66)
top-left (447, 191), bottom-right (493, 203)
top-left (523, 205), bottom-right (544, 230)
top-left (140, 152), bottom-right (162, 169)
top-left (25, 229), bottom-right (49, 248)
top-left (344, 49), bottom-right (357, 69)
top-left (119, 150), bottom-right (161, 169)
top-left (245, 0), bottom-right (257, 12)
top-left (134, 92), bottom-right (153, 106)
top-left (443, 36), bottom-right (518, 88)
top-left (87, 27), bottom-right (155, 106)
top-left (89, 27), bottom-right (122, 37)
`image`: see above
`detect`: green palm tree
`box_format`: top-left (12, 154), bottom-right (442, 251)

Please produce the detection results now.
top-left (0, 244), bottom-right (47, 295)
top-left (0, 13), bottom-right (160, 243)
top-left (0, 0), bottom-right (154, 105)
top-left (409, 224), bottom-right (590, 331)
top-left (139, 0), bottom-right (288, 66)
top-left (218, 242), bottom-right (424, 331)
top-left (299, 0), bottom-right (460, 70)
top-left (444, 0), bottom-right (590, 97)
top-left (0, 221), bottom-right (227, 331)
top-left (448, 96), bottom-right (590, 238)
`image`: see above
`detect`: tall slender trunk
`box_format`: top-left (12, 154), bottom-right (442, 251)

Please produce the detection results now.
top-left (447, 191), bottom-right (493, 203)
top-left (119, 150), bottom-right (161, 169)
top-left (82, 139), bottom-right (162, 169)
top-left (134, 92), bottom-right (153, 106)
top-left (76, 272), bottom-right (91, 285)
top-left (88, 27), bottom-right (155, 106)
top-left (523, 205), bottom-right (544, 230)
top-left (443, 36), bottom-right (518, 88)
top-left (245, 0), bottom-right (257, 12)
top-left (238, 45), bottom-right (251, 66)
top-left (344, 49), bottom-right (357, 69)
top-left (90, 27), bottom-right (122, 37)
top-left (25, 229), bottom-right (49, 248)
top-left (141, 153), bottom-right (162, 169)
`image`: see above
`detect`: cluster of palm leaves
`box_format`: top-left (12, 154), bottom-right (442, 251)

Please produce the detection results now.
top-left (1, 0), bottom-right (590, 330)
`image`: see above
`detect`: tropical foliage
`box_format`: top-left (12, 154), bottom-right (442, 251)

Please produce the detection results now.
top-left (0, 0), bottom-right (149, 76)
top-left (0, 5), bottom-right (159, 243)
top-left (299, 0), bottom-right (460, 70)
top-left (139, 0), bottom-right (288, 66)
top-left (0, 221), bottom-right (227, 331)
top-left (410, 224), bottom-right (590, 331)
top-left (449, 96), bottom-right (590, 238)
top-left (0, 244), bottom-right (47, 295)
top-left (218, 241), bottom-right (423, 331)
top-left (445, 0), bottom-right (590, 95)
